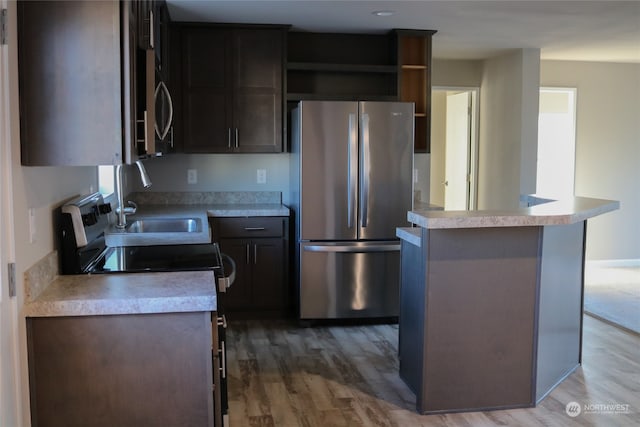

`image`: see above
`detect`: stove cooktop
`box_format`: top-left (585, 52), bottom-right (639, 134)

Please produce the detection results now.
top-left (87, 243), bottom-right (223, 274)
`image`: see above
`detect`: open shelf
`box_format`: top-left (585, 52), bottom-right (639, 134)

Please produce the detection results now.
top-left (285, 29), bottom-right (436, 152)
top-left (394, 29), bottom-right (435, 153)
top-left (287, 32), bottom-right (397, 101)
top-left (287, 62), bottom-right (397, 74)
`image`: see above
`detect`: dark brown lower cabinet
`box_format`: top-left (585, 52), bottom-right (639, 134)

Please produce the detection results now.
top-left (212, 217), bottom-right (290, 317)
top-left (27, 311), bottom-right (219, 427)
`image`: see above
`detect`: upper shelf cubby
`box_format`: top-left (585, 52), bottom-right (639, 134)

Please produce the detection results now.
top-left (286, 32), bottom-right (397, 101)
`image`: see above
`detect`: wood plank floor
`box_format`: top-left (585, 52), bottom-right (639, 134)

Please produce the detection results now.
top-left (226, 315), bottom-right (640, 426)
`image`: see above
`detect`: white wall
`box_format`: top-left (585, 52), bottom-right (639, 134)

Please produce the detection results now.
top-left (413, 152), bottom-right (430, 203)
top-left (431, 56), bottom-right (637, 262)
top-left (432, 59), bottom-right (483, 87)
top-left (136, 153), bottom-right (291, 202)
top-left (541, 61), bottom-right (640, 261)
top-left (429, 90), bottom-right (446, 206)
top-left (4, 3), bottom-right (99, 424)
top-left (478, 49), bottom-right (540, 209)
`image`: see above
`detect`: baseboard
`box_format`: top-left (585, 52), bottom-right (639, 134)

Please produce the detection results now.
top-left (586, 259), bottom-right (640, 268)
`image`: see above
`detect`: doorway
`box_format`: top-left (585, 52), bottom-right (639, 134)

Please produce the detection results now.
top-left (536, 88), bottom-right (577, 199)
top-left (430, 87), bottom-right (479, 210)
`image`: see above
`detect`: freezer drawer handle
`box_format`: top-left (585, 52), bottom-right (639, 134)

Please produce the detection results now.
top-left (303, 244), bottom-right (400, 253)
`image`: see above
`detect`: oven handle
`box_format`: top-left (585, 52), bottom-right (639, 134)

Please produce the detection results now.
top-left (217, 253), bottom-right (236, 293)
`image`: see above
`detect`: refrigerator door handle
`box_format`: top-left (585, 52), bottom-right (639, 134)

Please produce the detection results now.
top-left (348, 113), bottom-right (358, 229)
top-left (360, 113), bottom-right (370, 228)
top-left (303, 244), bottom-right (400, 253)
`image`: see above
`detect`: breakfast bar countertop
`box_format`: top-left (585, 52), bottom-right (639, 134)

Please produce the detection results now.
top-left (407, 196), bottom-right (619, 229)
top-left (23, 270), bottom-right (217, 318)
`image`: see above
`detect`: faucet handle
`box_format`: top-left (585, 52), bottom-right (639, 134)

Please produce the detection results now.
top-left (115, 201), bottom-right (137, 216)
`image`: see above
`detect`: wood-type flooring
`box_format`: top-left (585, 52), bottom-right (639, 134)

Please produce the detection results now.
top-left (226, 315), bottom-right (639, 427)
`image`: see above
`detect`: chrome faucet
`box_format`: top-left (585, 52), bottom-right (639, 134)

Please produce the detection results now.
top-left (115, 160), bottom-right (152, 229)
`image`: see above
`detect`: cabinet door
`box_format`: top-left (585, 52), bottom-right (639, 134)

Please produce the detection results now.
top-left (218, 238), bottom-right (252, 310)
top-left (18, 1), bottom-right (125, 166)
top-left (252, 238), bottom-right (286, 310)
top-left (182, 28), bottom-right (232, 153)
top-left (232, 29), bottom-right (283, 153)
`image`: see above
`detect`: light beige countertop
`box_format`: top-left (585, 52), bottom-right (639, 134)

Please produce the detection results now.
top-left (407, 196), bottom-right (619, 229)
top-left (132, 203), bottom-right (290, 218)
top-left (128, 191), bottom-right (290, 217)
top-left (104, 202), bottom-right (290, 246)
top-left (206, 203), bottom-right (290, 217)
top-left (396, 227), bottom-right (422, 247)
top-left (24, 271), bottom-right (217, 317)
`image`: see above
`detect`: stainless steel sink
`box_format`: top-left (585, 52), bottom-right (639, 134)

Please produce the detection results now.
top-left (126, 218), bottom-right (202, 234)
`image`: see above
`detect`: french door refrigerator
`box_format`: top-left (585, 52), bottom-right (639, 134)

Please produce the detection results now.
top-left (290, 100), bottom-right (414, 320)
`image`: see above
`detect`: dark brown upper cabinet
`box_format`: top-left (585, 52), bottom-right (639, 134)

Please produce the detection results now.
top-left (17, 0), bottom-right (161, 166)
top-left (181, 25), bottom-right (286, 153)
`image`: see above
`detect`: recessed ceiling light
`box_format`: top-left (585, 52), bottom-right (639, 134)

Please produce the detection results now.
top-left (372, 10), bottom-right (394, 17)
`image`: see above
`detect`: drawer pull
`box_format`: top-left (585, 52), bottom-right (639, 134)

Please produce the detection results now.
top-left (244, 227), bottom-right (266, 231)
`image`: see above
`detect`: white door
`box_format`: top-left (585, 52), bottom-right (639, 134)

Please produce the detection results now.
top-left (537, 88), bottom-right (577, 199)
top-left (444, 91), bottom-right (471, 210)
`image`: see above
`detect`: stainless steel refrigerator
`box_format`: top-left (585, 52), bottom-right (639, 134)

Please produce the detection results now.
top-left (290, 100), bottom-right (414, 320)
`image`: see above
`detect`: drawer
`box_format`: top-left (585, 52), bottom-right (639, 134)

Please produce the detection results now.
top-left (214, 217), bottom-right (286, 238)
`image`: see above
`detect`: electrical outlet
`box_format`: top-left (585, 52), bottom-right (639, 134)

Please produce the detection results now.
top-left (257, 169), bottom-right (267, 184)
top-left (413, 168), bottom-right (419, 184)
top-left (187, 169), bottom-right (197, 184)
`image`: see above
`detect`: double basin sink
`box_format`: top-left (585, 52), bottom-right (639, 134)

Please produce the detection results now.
top-left (126, 218), bottom-right (202, 234)
top-left (105, 214), bottom-right (211, 247)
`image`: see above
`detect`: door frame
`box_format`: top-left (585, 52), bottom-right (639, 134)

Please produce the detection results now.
top-left (1, 0), bottom-right (20, 424)
top-left (432, 86), bottom-right (480, 209)
top-left (1, 1), bottom-right (20, 425)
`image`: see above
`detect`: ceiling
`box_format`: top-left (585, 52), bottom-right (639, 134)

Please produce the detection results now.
top-left (166, 0), bottom-right (640, 63)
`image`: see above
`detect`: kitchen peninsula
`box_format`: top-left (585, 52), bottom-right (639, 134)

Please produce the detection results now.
top-left (396, 196), bottom-right (619, 414)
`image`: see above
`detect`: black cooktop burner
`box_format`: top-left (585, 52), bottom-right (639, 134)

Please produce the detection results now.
top-left (88, 243), bottom-right (223, 274)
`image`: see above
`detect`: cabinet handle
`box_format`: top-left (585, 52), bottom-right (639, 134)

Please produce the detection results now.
top-left (254, 244), bottom-right (257, 265)
top-left (169, 126), bottom-right (174, 148)
top-left (235, 128), bottom-right (239, 149)
top-left (154, 81), bottom-right (173, 140)
top-left (220, 341), bottom-right (226, 379)
top-left (149, 9), bottom-right (154, 49)
top-left (246, 243), bottom-right (250, 264)
top-left (227, 128), bottom-right (232, 150)
top-left (243, 227), bottom-right (265, 231)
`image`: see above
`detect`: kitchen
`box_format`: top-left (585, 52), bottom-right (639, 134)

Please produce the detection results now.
top-left (2, 1), bottom-right (640, 426)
